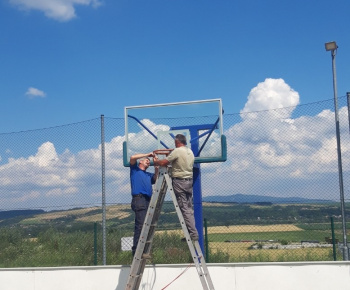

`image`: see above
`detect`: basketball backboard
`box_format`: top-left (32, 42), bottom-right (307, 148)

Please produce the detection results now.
top-left (123, 99), bottom-right (226, 166)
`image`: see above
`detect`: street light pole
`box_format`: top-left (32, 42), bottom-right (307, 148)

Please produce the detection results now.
top-left (325, 41), bottom-right (349, 260)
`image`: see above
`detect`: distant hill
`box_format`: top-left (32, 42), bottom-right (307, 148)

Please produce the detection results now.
top-left (0, 209), bottom-right (45, 220)
top-left (202, 193), bottom-right (332, 204)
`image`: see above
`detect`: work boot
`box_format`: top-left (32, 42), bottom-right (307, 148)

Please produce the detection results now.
top-left (142, 253), bottom-right (152, 259)
top-left (191, 235), bottom-right (199, 241)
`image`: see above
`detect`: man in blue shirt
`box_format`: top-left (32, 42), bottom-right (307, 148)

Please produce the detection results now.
top-left (130, 152), bottom-right (159, 256)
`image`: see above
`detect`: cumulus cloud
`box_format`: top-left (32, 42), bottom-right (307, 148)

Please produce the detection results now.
top-left (9, 0), bottom-right (102, 22)
top-left (127, 119), bottom-right (170, 154)
top-left (206, 78), bottom-right (347, 200)
top-left (241, 78), bottom-right (300, 119)
top-left (0, 132), bottom-right (130, 209)
top-left (25, 87), bottom-right (46, 99)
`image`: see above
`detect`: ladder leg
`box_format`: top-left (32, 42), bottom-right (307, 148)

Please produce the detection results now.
top-left (125, 167), bottom-right (215, 290)
top-left (194, 241), bottom-right (215, 290)
top-left (164, 173), bottom-right (215, 290)
top-left (125, 167), bottom-right (168, 290)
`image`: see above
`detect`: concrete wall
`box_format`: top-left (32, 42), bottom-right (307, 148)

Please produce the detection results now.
top-left (1, 262), bottom-right (350, 290)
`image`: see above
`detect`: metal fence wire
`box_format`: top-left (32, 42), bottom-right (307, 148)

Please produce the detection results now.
top-left (0, 97), bottom-right (350, 267)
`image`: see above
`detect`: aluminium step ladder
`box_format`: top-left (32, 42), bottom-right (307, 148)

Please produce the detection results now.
top-left (125, 163), bottom-right (215, 290)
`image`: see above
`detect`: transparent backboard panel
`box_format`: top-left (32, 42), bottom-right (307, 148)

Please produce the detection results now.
top-left (123, 99), bottom-right (226, 166)
top-left (156, 129), bottom-right (191, 151)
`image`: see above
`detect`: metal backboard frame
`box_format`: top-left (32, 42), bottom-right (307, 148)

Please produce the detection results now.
top-left (123, 99), bottom-right (226, 167)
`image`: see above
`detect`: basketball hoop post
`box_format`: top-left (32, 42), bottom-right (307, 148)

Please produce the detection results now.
top-left (123, 99), bottom-right (227, 255)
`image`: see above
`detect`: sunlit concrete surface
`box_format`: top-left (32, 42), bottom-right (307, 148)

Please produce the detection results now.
top-left (1, 262), bottom-right (349, 290)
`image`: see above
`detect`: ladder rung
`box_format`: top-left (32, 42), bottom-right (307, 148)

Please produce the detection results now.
top-left (142, 253), bottom-right (152, 259)
top-left (125, 168), bottom-right (215, 290)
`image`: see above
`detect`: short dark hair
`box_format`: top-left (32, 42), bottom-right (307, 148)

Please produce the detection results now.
top-left (139, 157), bottom-right (150, 161)
top-left (175, 134), bottom-right (187, 145)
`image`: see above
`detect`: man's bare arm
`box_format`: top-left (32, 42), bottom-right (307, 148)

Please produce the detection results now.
top-left (130, 152), bottom-right (153, 166)
top-left (153, 159), bottom-right (170, 167)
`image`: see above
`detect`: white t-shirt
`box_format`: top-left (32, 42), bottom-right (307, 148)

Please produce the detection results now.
top-left (166, 146), bottom-right (194, 179)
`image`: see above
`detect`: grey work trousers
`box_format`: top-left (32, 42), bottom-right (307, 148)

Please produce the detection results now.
top-left (131, 194), bottom-right (150, 255)
top-left (172, 178), bottom-right (199, 239)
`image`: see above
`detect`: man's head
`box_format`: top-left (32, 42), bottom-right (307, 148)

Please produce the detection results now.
top-left (138, 157), bottom-right (150, 170)
top-left (175, 134), bottom-right (187, 148)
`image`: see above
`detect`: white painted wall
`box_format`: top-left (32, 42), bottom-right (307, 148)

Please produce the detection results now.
top-left (1, 262), bottom-right (349, 290)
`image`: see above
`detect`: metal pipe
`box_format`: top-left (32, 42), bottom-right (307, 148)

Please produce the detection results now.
top-left (330, 50), bottom-right (348, 260)
top-left (94, 222), bottom-right (98, 265)
top-left (330, 217), bottom-right (337, 261)
top-left (101, 114), bottom-right (107, 265)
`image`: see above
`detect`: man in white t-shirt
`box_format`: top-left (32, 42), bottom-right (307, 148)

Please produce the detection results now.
top-left (154, 134), bottom-right (199, 241)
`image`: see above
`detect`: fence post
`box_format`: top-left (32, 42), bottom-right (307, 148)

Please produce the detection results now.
top-left (330, 217), bottom-right (337, 261)
top-left (101, 114), bottom-right (107, 265)
top-left (94, 222), bottom-right (98, 265)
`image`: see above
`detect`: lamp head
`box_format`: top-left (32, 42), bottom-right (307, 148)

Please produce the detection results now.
top-left (325, 41), bottom-right (338, 51)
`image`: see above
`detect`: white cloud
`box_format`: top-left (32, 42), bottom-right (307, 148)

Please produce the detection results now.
top-left (208, 78), bottom-right (346, 200)
top-left (128, 119), bottom-right (170, 154)
top-left (25, 87), bottom-right (46, 99)
top-left (9, 0), bottom-right (102, 22)
top-left (46, 187), bottom-right (78, 196)
top-left (241, 78), bottom-right (300, 120)
top-left (254, 142), bottom-right (293, 167)
top-left (29, 142), bottom-right (58, 167)
top-left (0, 133), bottom-right (130, 209)
top-left (12, 191), bottom-right (40, 203)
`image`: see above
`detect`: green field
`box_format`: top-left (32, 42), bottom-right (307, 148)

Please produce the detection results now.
top-left (0, 202), bottom-right (349, 267)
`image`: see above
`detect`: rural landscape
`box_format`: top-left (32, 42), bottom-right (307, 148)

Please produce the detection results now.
top-left (0, 198), bottom-right (348, 268)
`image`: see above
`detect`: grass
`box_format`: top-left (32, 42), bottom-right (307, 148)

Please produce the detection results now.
top-left (208, 242), bottom-right (335, 262)
top-left (0, 228), bottom-right (99, 267)
top-left (0, 218), bottom-right (347, 267)
top-left (208, 231), bottom-right (334, 243)
top-left (158, 224), bottom-right (303, 235)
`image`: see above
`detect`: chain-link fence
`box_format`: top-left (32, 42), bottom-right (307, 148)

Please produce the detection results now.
top-left (1, 97), bottom-right (350, 267)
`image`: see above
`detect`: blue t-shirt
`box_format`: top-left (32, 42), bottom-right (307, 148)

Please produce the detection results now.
top-left (130, 163), bottom-right (155, 197)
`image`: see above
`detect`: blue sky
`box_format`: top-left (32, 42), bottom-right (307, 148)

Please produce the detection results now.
top-left (1, 0), bottom-right (349, 133)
